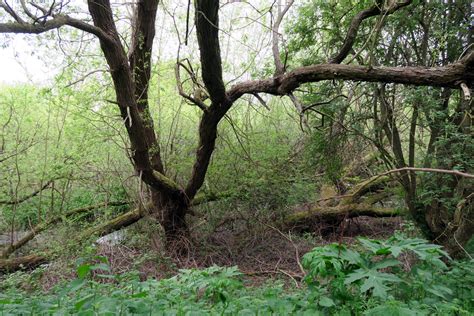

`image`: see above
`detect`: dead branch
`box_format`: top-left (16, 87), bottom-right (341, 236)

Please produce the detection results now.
top-left (0, 254), bottom-right (46, 273)
top-left (1, 201), bottom-right (129, 258)
top-left (282, 203), bottom-right (400, 232)
top-left (77, 207), bottom-right (143, 242)
top-left (0, 180), bottom-right (52, 205)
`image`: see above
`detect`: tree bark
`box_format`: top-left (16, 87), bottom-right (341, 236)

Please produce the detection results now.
top-left (0, 254), bottom-right (46, 273)
top-left (282, 175), bottom-right (399, 232)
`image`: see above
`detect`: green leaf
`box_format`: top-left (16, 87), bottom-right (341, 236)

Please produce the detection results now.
top-left (77, 264), bottom-right (91, 279)
top-left (318, 296), bottom-right (335, 307)
top-left (74, 294), bottom-right (95, 311)
top-left (373, 258), bottom-right (400, 270)
top-left (66, 278), bottom-right (85, 293)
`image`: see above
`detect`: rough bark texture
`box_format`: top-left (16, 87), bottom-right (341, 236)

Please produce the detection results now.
top-left (86, 0), bottom-right (190, 240)
top-left (228, 58), bottom-right (473, 102)
top-left (128, 0), bottom-right (163, 173)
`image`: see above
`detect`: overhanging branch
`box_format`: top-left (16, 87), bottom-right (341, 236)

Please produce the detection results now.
top-left (227, 61), bottom-right (473, 101)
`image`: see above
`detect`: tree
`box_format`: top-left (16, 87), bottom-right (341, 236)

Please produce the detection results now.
top-left (0, 0), bottom-right (472, 252)
top-left (286, 0), bottom-right (473, 257)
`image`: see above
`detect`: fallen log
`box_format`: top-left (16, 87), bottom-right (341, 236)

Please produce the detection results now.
top-left (1, 201), bottom-right (129, 259)
top-left (0, 207), bottom-right (142, 273)
top-left (1, 191), bottom-right (225, 259)
top-left (0, 254), bottom-right (47, 273)
top-left (78, 207), bottom-right (143, 240)
top-left (282, 203), bottom-right (400, 231)
top-left (282, 174), bottom-right (400, 232)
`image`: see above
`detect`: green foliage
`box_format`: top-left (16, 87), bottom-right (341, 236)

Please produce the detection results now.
top-left (300, 235), bottom-right (474, 314)
top-left (305, 129), bottom-right (345, 184)
top-left (1, 236), bottom-right (473, 315)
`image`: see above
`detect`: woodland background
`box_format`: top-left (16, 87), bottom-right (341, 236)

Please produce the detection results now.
top-left (0, 0), bottom-right (473, 314)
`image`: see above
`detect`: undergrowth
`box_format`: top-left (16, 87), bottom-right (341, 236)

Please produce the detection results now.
top-left (1, 234), bottom-right (473, 315)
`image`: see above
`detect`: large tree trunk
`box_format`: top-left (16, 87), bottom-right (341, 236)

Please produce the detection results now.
top-left (151, 190), bottom-right (189, 245)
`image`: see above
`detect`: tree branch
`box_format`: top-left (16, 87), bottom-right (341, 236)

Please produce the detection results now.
top-left (272, 0), bottom-right (295, 75)
top-left (128, 0), bottom-right (164, 173)
top-left (86, 0), bottom-right (186, 201)
top-left (0, 13), bottom-right (113, 45)
top-left (329, 0), bottom-right (413, 64)
top-left (0, 180), bottom-right (52, 205)
top-left (227, 61), bottom-right (473, 101)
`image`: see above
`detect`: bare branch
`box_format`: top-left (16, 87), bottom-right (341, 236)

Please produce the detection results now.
top-left (252, 93), bottom-right (269, 110)
top-left (0, 13), bottom-right (113, 45)
top-left (0, 1), bottom-right (25, 23)
top-left (272, 0), bottom-right (295, 75)
top-left (175, 61), bottom-right (208, 111)
top-left (0, 15), bottom-right (68, 33)
top-left (330, 0), bottom-right (412, 64)
top-left (0, 181), bottom-right (52, 205)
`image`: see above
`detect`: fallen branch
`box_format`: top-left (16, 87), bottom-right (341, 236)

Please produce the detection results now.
top-left (283, 174), bottom-right (400, 232)
top-left (0, 254), bottom-right (47, 273)
top-left (191, 190), bottom-right (234, 206)
top-left (0, 204), bottom-right (140, 273)
top-left (314, 166), bottom-right (472, 206)
top-left (1, 201), bottom-right (129, 258)
top-left (282, 203), bottom-right (400, 231)
top-left (382, 167), bottom-right (474, 179)
top-left (315, 175), bottom-right (393, 205)
top-left (77, 207), bottom-right (143, 241)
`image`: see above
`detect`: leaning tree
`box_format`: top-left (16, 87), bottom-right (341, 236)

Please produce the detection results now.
top-left (0, 0), bottom-right (472, 254)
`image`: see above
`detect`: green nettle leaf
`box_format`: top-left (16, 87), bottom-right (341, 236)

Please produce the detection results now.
top-left (65, 279), bottom-right (85, 293)
top-left (89, 263), bottom-right (111, 272)
top-left (425, 284), bottom-right (453, 300)
top-left (76, 264), bottom-right (92, 279)
top-left (74, 294), bottom-right (95, 311)
top-left (318, 296), bottom-right (335, 307)
top-left (365, 302), bottom-right (424, 316)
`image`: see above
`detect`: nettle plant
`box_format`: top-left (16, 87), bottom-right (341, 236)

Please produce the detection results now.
top-left (302, 234), bottom-right (451, 304)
